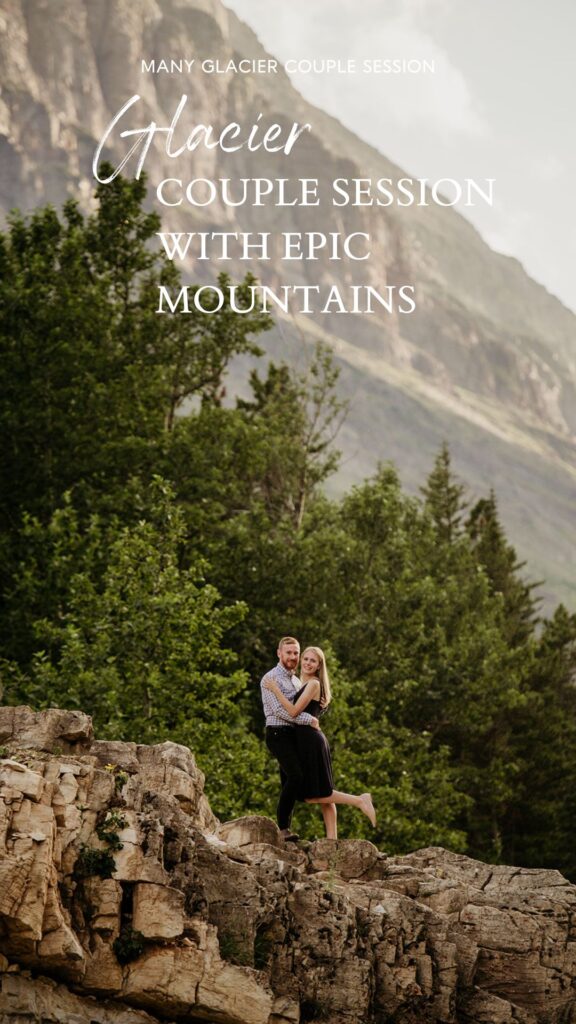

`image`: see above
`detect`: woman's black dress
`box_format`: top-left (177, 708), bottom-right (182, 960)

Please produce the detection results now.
top-left (291, 688), bottom-right (334, 799)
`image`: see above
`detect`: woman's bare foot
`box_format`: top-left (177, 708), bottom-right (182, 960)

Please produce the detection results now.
top-left (360, 793), bottom-right (376, 827)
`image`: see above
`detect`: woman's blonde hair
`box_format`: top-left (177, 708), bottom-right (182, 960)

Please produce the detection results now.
top-left (303, 646), bottom-right (332, 707)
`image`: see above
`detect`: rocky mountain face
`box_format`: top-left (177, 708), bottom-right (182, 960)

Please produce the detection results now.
top-left (1, 706), bottom-right (576, 1024)
top-left (1, 0), bottom-right (575, 607)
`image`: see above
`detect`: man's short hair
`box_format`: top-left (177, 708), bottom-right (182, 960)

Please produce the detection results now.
top-left (278, 636), bottom-right (299, 648)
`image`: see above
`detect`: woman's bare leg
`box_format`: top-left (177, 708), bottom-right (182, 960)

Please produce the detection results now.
top-left (320, 802), bottom-right (338, 839)
top-left (306, 791), bottom-right (376, 827)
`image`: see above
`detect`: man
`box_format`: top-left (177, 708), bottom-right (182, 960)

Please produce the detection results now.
top-left (261, 636), bottom-right (319, 842)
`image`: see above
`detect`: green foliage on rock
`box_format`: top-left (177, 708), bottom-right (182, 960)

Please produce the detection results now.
top-left (74, 845), bottom-right (116, 880)
top-left (113, 928), bottom-right (145, 965)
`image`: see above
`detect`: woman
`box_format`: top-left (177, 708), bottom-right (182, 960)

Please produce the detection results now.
top-left (264, 646), bottom-right (376, 839)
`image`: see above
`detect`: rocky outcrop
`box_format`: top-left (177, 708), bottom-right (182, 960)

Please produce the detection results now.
top-left (1, 707), bottom-right (575, 1024)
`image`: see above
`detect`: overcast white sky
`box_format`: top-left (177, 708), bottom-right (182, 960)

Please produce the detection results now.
top-left (224, 0), bottom-right (576, 313)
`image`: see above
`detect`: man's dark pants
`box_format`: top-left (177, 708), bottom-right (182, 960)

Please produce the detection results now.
top-left (265, 726), bottom-right (304, 830)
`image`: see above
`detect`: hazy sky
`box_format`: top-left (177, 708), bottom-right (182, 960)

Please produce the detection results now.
top-left (224, 0), bottom-right (576, 314)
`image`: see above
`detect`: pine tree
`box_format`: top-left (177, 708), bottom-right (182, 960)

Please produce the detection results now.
top-left (503, 605), bottom-right (576, 878)
top-left (237, 344), bottom-right (346, 528)
top-left (421, 443), bottom-right (467, 544)
top-left (467, 490), bottom-right (538, 643)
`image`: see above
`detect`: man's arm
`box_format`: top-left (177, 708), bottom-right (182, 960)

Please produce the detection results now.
top-left (267, 678), bottom-right (320, 718)
top-left (261, 680), bottom-right (318, 727)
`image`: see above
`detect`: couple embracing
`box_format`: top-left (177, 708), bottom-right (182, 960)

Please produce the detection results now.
top-left (261, 636), bottom-right (376, 841)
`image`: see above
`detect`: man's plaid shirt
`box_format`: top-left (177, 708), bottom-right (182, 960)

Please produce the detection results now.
top-left (261, 663), bottom-right (316, 727)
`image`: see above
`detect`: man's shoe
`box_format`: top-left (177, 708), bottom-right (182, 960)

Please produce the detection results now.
top-left (279, 828), bottom-right (300, 843)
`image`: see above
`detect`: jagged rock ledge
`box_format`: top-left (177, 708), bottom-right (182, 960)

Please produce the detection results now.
top-left (0, 706), bottom-right (575, 1024)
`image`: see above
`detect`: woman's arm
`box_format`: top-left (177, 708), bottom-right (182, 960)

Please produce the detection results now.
top-left (265, 678), bottom-right (320, 717)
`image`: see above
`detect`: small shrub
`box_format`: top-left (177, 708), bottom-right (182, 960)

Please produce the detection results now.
top-left (254, 928), bottom-right (273, 970)
top-left (301, 999), bottom-right (330, 1022)
top-left (74, 844), bottom-right (116, 879)
top-left (96, 810), bottom-right (126, 851)
top-left (113, 927), bottom-right (145, 965)
top-left (218, 930), bottom-right (252, 966)
top-left (104, 763), bottom-right (129, 792)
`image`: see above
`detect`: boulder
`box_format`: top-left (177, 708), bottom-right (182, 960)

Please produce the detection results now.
top-left (0, 707), bottom-right (93, 752)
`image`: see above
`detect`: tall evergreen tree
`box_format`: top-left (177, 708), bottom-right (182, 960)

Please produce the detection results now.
top-left (467, 490), bottom-right (538, 643)
top-left (421, 442), bottom-right (467, 545)
top-left (503, 605), bottom-right (576, 878)
top-left (237, 345), bottom-right (346, 529)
